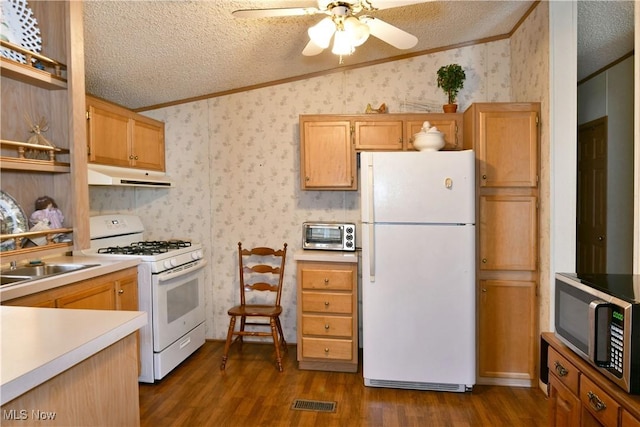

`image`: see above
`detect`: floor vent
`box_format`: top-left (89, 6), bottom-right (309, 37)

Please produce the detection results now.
top-left (291, 399), bottom-right (337, 413)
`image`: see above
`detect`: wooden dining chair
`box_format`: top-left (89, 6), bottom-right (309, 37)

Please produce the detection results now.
top-left (220, 242), bottom-right (288, 371)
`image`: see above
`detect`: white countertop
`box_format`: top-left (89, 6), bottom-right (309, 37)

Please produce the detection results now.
top-left (293, 249), bottom-right (358, 263)
top-left (0, 306), bottom-right (147, 405)
top-left (0, 255), bottom-right (140, 302)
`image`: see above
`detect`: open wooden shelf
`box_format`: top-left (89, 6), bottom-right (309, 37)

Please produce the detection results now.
top-left (1, 228), bottom-right (73, 258)
top-left (0, 40), bottom-right (67, 90)
top-left (1, 140), bottom-right (71, 173)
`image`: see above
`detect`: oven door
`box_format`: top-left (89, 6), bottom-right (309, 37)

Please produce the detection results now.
top-left (152, 260), bottom-right (206, 352)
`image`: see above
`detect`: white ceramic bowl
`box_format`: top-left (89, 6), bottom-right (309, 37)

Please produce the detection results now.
top-left (413, 131), bottom-right (445, 151)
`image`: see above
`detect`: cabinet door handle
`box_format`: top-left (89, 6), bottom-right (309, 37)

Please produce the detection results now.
top-left (482, 174), bottom-right (487, 180)
top-left (118, 289), bottom-right (124, 295)
top-left (129, 155), bottom-right (134, 160)
top-left (554, 361), bottom-right (568, 377)
top-left (482, 258), bottom-right (487, 264)
top-left (134, 155), bottom-right (139, 160)
top-left (587, 391), bottom-right (606, 412)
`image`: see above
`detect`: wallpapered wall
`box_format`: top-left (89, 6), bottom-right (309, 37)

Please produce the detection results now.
top-left (510, 2), bottom-right (550, 335)
top-left (90, 3), bottom-right (549, 343)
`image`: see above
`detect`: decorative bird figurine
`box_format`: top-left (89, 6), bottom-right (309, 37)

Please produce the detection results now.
top-left (365, 103), bottom-right (388, 114)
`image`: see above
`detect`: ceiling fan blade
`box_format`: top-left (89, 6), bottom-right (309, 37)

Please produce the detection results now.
top-left (302, 40), bottom-right (325, 56)
top-left (367, 0), bottom-right (431, 11)
top-left (232, 7), bottom-right (320, 18)
top-left (361, 16), bottom-right (418, 49)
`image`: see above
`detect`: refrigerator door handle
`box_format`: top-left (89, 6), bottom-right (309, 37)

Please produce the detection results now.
top-left (367, 163), bottom-right (375, 282)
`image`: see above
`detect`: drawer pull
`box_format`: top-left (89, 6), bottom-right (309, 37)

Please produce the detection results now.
top-left (554, 361), bottom-right (568, 377)
top-left (324, 348), bottom-right (329, 353)
top-left (324, 301), bottom-right (330, 307)
top-left (324, 324), bottom-right (330, 330)
top-left (587, 391), bottom-right (606, 412)
top-left (324, 278), bottom-right (329, 285)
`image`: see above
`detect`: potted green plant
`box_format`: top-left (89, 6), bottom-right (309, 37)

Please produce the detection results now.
top-left (436, 64), bottom-right (466, 113)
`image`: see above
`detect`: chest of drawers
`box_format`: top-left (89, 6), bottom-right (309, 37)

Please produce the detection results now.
top-left (295, 252), bottom-right (358, 373)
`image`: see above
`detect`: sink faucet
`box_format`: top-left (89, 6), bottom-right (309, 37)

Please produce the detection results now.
top-left (9, 261), bottom-right (17, 270)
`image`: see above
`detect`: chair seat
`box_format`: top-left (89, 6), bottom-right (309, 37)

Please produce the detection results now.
top-left (228, 304), bottom-right (282, 317)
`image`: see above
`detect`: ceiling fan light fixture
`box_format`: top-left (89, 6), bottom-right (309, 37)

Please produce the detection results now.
top-left (331, 29), bottom-right (355, 56)
top-left (344, 16), bottom-right (370, 47)
top-left (308, 17), bottom-right (335, 49)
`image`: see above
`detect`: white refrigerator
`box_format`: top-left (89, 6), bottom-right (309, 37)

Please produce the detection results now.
top-left (360, 150), bottom-right (476, 392)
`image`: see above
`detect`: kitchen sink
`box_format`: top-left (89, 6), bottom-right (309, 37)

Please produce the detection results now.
top-left (0, 263), bottom-right (100, 288)
top-left (1, 275), bottom-right (32, 286)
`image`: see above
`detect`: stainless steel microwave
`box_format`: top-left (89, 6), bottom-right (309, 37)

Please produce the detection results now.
top-left (555, 273), bottom-right (640, 394)
top-left (302, 222), bottom-right (356, 251)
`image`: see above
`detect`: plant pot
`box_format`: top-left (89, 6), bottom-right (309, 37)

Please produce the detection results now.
top-left (443, 103), bottom-right (458, 113)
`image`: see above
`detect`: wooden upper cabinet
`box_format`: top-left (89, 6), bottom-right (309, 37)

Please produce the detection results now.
top-left (354, 120), bottom-right (403, 150)
top-left (86, 101), bottom-right (131, 168)
top-left (87, 95), bottom-right (165, 171)
top-left (464, 104), bottom-right (539, 188)
top-left (131, 118), bottom-right (166, 171)
top-left (405, 115), bottom-right (462, 151)
top-left (354, 114), bottom-right (462, 151)
top-left (300, 117), bottom-right (356, 190)
top-left (299, 113), bottom-right (463, 190)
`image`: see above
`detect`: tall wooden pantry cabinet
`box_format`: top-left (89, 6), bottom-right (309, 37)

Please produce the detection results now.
top-left (463, 102), bottom-right (541, 387)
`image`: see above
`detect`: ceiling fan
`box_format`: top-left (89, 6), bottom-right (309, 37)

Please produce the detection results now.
top-left (232, 1), bottom-right (421, 59)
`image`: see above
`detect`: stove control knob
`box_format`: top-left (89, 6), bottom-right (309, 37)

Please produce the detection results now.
top-left (163, 260), bottom-right (173, 269)
top-left (170, 258), bottom-right (178, 267)
top-left (191, 250), bottom-right (203, 260)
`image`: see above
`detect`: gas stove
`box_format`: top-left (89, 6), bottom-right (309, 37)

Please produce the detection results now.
top-left (83, 215), bottom-right (203, 273)
top-left (81, 214), bottom-right (206, 383)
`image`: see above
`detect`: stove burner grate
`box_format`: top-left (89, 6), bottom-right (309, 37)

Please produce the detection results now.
top-left (97, 240), bottom-right (192, 255)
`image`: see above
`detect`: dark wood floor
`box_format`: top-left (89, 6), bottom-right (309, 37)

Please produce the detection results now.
top-left (139, 340), bottom-right (549, 426)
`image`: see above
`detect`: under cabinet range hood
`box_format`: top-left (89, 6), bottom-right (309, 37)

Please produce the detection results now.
top-left (87, 164), bottom-right (174, 188)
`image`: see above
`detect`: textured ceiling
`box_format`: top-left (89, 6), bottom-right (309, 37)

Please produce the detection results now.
top-left (82, 1), bottom-right (634, 111)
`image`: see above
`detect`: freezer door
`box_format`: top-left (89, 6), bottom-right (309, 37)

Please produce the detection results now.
top-left (362, 223), bottom-right (476, 387)
top-left (360, 151), bottom-right (475, 224)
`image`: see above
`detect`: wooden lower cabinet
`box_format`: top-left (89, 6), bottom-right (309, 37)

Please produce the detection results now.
top-left (478, 279), bottom-right (537, 384)
top-left (1, 333), bottom-right (140, 427)
top-left (543, 333), bottom-right (640, 427)
top-left (549, 374), bottom-right (582, 427)
top-left (2, 267), bottom-right (138, 311)
top-left (296, 260), bottom-right (358, 372)
top-left (57, 282), bottom-right (116, 309)
top-left (622, 410), bottom-right (640, 427)
top-left (115, 273), bottom-right (139, 311)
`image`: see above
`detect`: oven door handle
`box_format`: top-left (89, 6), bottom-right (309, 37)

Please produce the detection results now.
top-left (157, 260), bottom-right (207, 283)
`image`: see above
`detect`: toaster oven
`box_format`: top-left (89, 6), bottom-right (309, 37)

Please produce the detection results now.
top-left (302, 222), bottom-right (356, 251)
